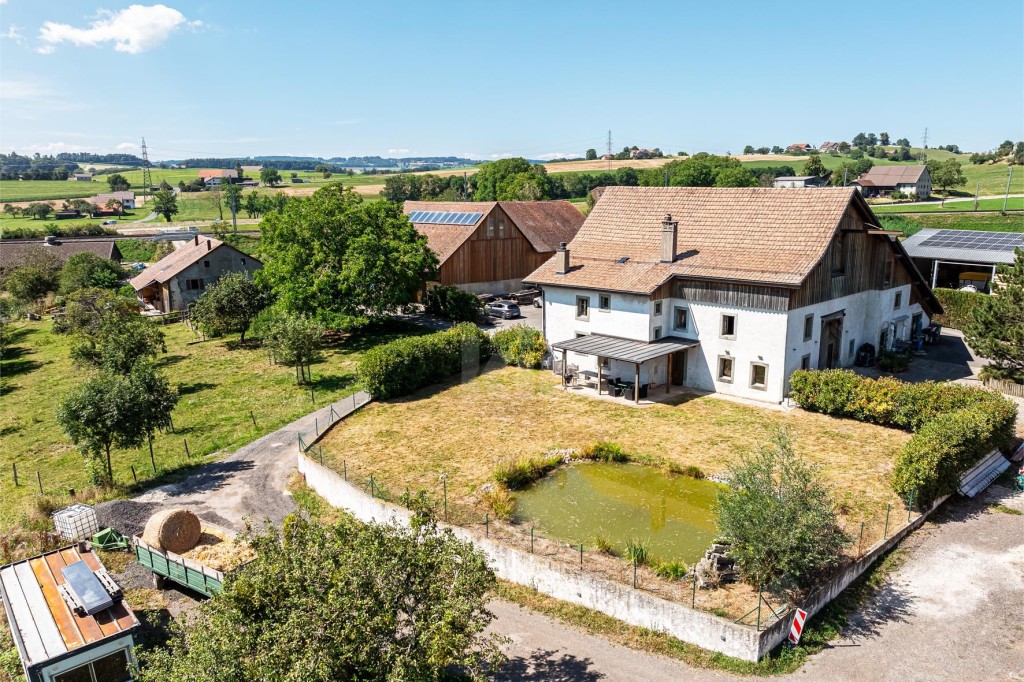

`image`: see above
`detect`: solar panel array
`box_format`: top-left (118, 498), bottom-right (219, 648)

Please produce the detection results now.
top-left (919, 229), bottom-right (1024, 251)
top-left (407, 210), bottom-right (482, 225)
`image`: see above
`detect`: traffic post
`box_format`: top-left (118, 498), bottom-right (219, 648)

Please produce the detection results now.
top-left (787, 608), bottom-right (808, 645)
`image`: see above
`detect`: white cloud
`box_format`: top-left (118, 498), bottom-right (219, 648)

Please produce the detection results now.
top-left (115, 141), bottom-right (140, 151)
top-left (2, 25), bottom-right (25, 44)
top-left (536, 152), bottom-right (582, 160)
top-left (387, 148), bottom-right (410, 154)
top-left (22, 142), bottom-right (100, 153)
top-left (37, 4), bottom-right (201, 54)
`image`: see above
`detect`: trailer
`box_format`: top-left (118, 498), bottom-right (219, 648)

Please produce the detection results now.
top-left (133, 536), bottom-right (231, 597)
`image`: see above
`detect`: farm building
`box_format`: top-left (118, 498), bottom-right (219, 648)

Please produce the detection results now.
top-left (130, 235), bottom-right (261, 313)
top-left (772, 176), bottom-right (829, 188)
top-left (786, 143), bottom-right (816, 153)
top-left (403, 200), bottom-right (585, 294)
top-left (819, 141), bottom-right (842, 153)
top-left (198, 169), bottom-right (238, 180)
top-left (852, 165), bottom-right (932, 199)
top-left (525, 186), bottom-right (941, 404)
top-left (68, 173), bottom-right (93, 182)
top-left (0, 544), bottom-right (140, 682)
top-left (87, 191), bottom-right (136, 210)
top-left (0, 237), bottom-right (122, 273)
top-left (902, 228), bottom-right (1024, 293)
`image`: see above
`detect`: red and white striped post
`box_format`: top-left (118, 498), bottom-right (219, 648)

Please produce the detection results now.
top-left (788, 608), bottom-right (808, 645)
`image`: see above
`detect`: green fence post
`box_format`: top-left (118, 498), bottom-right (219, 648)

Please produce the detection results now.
top-left (633, 558), bottom-right (637, 589)
top-left (858, 522), bottom-right (865, 556)
top-left (370, 476), bottom-right (375, 498)
top-left (442, 475), bottom-right (448, 522)
top-left (756, 587), bottom-right (762, 630)
top-left (530, 527), bottom-right (535, 553)
top-left (579, 544), bottom-right (584, 569)
top-left (12, 463), bottom-right (18, 487)
top-left (36, 471), bottom-right (43, 495)
top-left (343, 460), bottom-right (347, 481)
top-left (883, 502), bottom-right (891, 538)
top-left (907, 490), bottom-right (916, 523)
top-left (130, 465), bottom-right (137, 484)
top-left (319, 446), bottom-right (324, 466)
top-left (249, 410), bottom-right (257, 428)
top-left (184, 438), bottom-right (190, 458)
top-left (485, 514), bottom-right (489, 537)
top-left (692, 571), bottom-right (697, 607)
top-left (315, 417), bottom-right (319, 437)
top-left (149, 435), bottom-right (156, 475)
top-left (310, 382), bottom-right (315, 404)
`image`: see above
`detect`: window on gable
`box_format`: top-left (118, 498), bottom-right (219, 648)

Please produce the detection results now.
top-left (576, 296), bottom-right (590, 320)
top-left (498, 215), bottom-right (505, 237)
top-left (894, 292), bottom-right (902, 309)
top-left (803, 314), bottom-right (814, 342)
top-left (673, 306), bottom-right (688, 331)
top-left (720, 314), bottom-right (737, 339)
top-left (599, 294), bottom-right (611, 311)
top-left (717, 356), bottom-right (734, 383)
top-left (882, 257), bottom-right (892, 287)
top-left (240, 258), bottom-right (246, 265)
top-left (750, 362), bottom-right (768, 390)
top-left (203, 260), bottom-right (210, 268)
top-left (486, 215), bottom-right (495, 238)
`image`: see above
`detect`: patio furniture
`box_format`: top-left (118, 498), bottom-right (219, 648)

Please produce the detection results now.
top-left (579, 369), bottom-right (599, 389)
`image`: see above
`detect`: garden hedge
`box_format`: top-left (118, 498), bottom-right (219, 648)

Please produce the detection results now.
top-left (789, 369), bottom-right (1017, 504)
top-left (358, 323), bottom-right (492, 399)
top-left (932, 287), bottom-right (983, 330)
top-left (493, 325), bottom-right (547, 369)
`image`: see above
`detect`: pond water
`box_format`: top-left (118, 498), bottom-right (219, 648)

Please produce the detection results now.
top-left (512, 462), bottom-right (721, 564)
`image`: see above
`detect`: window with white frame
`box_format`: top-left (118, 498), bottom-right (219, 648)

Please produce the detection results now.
top-left (576, 296), bottom-right (590, 320)
top-left (599, 294), bottom-right (611, 311)
top-left (717, 356), bottom-right (734, 382)
top-left (53, 649), bottom-right (132, 682)
top-left (720, 313), bottom-right (737, 339)
top-left (673, 306), bottom-right (688, 331)
top-left (750, 362), bottom-right (768, 390)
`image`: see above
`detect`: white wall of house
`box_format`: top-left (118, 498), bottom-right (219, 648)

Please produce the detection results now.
top-left (165, 245), bottom-right (260, 311)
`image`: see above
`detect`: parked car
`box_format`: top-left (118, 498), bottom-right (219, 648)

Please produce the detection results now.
top-left (486, 301), bottom-right (521, 319)
top-left (101, 219), bottom-right (117, 225)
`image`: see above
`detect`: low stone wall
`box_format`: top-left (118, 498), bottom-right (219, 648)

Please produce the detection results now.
top-left (297, 452), bottom-right (763, 661)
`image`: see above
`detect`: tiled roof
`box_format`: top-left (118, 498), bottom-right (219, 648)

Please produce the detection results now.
top-left (856, 165), bottom-right (927, 187)
top-left (492, 201), bottom-right (584, 252)
top-left (525, 186), bottom-right (859, 293)
top-left (89, 191), bottom-right (135, 204)
top-left (0, 239), bottom-right (122, 270)
top-left (199, 169), bottom-right (238, 179)
top-left (130, 236), bottom-right (259, 289)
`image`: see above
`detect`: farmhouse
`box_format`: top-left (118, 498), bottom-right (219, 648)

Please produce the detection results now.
top-left (786, 143), bottom-right (816, 153)
top-left (0, 237), bottom-right (122, 272)
top-left (403, 200), bottom-right (585, 294)
top-left (88, 191), bottom-right (137, 210)
top-left (198, 169), bottom-right (238, 186)
top-left (819, 141), bottom-right (842, 153)
top-left (525, 186), bottom-right (941, 404)
top-left (68, 173), bottom-right (93, 181)
top-left (852, 165), bottom-right (931, 199)
top-left (0, 544), bottom-right (140, 682)
top-left (130, 235), bottom-right (261, 313)
top-left (772, 176), bottom-right (829, 188)
top-left (902, 228), bottom-right (1024, 293)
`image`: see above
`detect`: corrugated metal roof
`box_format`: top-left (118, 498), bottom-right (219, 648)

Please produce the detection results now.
top-left (958, 449), bottom-right (1011, 497)
top-left (902, 228), bottom-right (1023, 265)
top-left (551, 334), bottom-right (698, 363)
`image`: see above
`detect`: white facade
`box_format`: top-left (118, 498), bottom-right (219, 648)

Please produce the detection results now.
top-left (543, 282), bottom-right (928, 405)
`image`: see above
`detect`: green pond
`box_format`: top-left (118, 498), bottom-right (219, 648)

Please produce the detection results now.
top-left (512, 463), bottom-right (722, 564)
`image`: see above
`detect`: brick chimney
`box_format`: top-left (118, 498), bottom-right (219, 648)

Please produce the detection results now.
top-left (555, 242), bottom-right (570, 275)
top-left (660, 213), bottom-right (678, 263)
top-left (193, 235), bottom-right (199, 246)
top-left (207, 239), bottom-right (212, 251)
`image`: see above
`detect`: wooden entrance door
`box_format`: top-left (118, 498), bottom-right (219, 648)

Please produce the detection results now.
top-left (819, 319), bottom-right (842, 369)
top-left (671, 350), bottom-right (686, 385)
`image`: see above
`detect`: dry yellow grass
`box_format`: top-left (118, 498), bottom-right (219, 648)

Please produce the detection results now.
top-left (320, 366), bottom-right (909, 526)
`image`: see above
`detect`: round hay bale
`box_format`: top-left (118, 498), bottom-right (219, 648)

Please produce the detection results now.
top-left (141, 508), bottom-right (202, 554)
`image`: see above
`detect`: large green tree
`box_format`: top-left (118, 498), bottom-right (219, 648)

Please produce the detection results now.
top-left (259, 185), bottom-right (437, 329)
top-left (106, 173), bottom-right (130, 192)
top-left (152, 188), bottom-right (179, 222)
top-left (2, 248), bottom-right (61, 306)
top-left (716, 430), bottom-right (850, 588)
top-left (472, 157), bottom-right (534, 201)
top-left (260, 167), bottom-right (283, 187)
top-left (254, 308), bottom-right (325, 383)
top-left (639, 153), bottom-right (751, 188)
top-left (190, 272), bottom-right (270, 343)
top-left (59, 288), bottom-right (166, 375)
top-left (801, 154), bottom-right (827, 177)
top-left (496, 171), bottom-right (549, 200)
top-left (56, 363), bottom-right (178, 485)
top-left (138, 513), bottom-right (502, 681)
top-left (928, 158), bottom-right (967, 196)
top-left (965, 248), bottom-right (1024, 382)
top-left (58, 253), bottom-right (125, 295)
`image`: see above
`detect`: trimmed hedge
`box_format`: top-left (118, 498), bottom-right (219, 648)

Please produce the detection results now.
top-left (358, 323), bottom-right (492, 399)
top-left (493, 325), bottom-right (547, 369)
top-left (932, 287), bottom-right (983, 330)
top-left (789, 369), bottom-right (1017, 505)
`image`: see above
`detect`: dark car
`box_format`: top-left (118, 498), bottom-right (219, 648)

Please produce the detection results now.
top-left (486, 301), bottom-right (521, 319)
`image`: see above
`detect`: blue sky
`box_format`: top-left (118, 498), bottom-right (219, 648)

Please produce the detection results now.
top-left (2, 1), bottom-right (1022, 161)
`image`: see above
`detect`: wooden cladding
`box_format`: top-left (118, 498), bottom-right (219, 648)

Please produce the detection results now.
top-left (789, 204), bottom-right (911, 309)
top-left (670, 279), bottom-right (791, 312)
top-left (438, 205), bottom-right (551, 285)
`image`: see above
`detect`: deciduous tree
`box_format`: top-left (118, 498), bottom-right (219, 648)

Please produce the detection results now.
top-left (58, 253), bottom-right (125, 294)
top-left (928, 158), bottom-right (967, 195)
top-left (801, 154), bottom-right (827, 177)
top-left (260, 167), bottom-right (282, 187)
top-left (152, 188), bottom-right (179, 222)
top-left (107, 173), bottom-right (130, 192)
top-left (190, 272), bottom-right (270, 343)
top-left (585, 148), bottom-right (598, 160)
top-left (25, 202), bottom-right (53, 220)
top-left (879, 132), bottom-right (891, 145)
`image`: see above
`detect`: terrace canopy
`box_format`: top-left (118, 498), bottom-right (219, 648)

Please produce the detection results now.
top-left (551, 334), bottom-right (699, 403)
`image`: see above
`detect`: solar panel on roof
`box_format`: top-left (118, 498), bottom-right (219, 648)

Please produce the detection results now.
top-left (407, 211), bottom-right (483, 225)
top-left (61, 561), bottom-right (113, 615)
top-left (919, 229), bottom-right (1024, 251)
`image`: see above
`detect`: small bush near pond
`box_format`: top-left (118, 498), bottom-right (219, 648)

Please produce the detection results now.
top-left (665, 462), bottom-right (706, 479)
top-left (493, 454), bottom-right (563, 490)
top-left (358, 323), bottom-right (492, 399)
top-left (594, 535), bottom-right (616, 555)
top-left (492, 325), bottom-right (547, 369)
top-left (482, 485), bottom-right (515, 520)
top-left (579, 441), bottom-right (628, 462)
top-left (625, 538), bottom-right (649, 565)
top-left (654, 560), bottom-right (689, 581)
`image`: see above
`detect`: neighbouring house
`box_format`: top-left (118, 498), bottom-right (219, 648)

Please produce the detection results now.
top-left (237, 179), bottom-right (259, 188)
top-left (851, 165), bottom-right (931, 199)
top-left (0, 544), bottom-right (140, 682)
top-left (786, 143), bottom-right (816, 153)
top-left (68, 173), bottom-right (93, 181)
top-left (403, 200), bottom-right (585, 294)
top-left (130, 235), bottom-right (261, 313)
top-left (772, 175), bottom-right (829, 188)
top-left (0, 236), bottom-right (122, 273)
top-left (600, 154), bottom-right (614, 160)
top-left (902, 228), bottom-right (1024, 293)
top-left (629, 148), bottom-right (659, 160)
top-left (819, 141), bottom-right (842, 153)
top-left (524, 186), bottom-right (941, 404)
top-left (88, 191), bottom-right (137, 210)
top-left (198, 169), bottom-right (239, 180)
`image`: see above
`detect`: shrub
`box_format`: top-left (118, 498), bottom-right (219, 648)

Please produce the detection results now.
top-left (579, 441), bottom-right (628, 462)
top-left (625, 538), bottom-right (649, 565)
top-left (0, 224), bottom-right (116, 240)
top-left (358, 323), bottom-right (492, 399)
top-left (482, 486), bottom-right (515, 520)
top-left (653, 560), bottom-right (688, 581)
top-left (878, 351), bottom-right (910, 373)
top-left (492, 325), bottom-right (547, 369)
top-left (493, 454), bottom-right (562, 490)
top-left (424, 285), bottom-right (482, 322)
top-left (892, 401), bottom-right (1018, 505)
top-left (666, 463), bottom-right (706, 479)
top-left (594, 535), bottom-right (616, 555)
top-left (933, 287), bottom-right (983, 330)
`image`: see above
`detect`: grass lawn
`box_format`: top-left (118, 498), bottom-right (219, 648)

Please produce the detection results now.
top-left (319, 366), bottom-right (910, 533)
top-left (0, 180), bottom-right (109, 203)
top-left (878, 212), bottom-right (1024, 238)
top-left (872, 196), bottom-right (1024, 213)
top-left (0, 211), bottom-right (150, 232)
top-left (0, 319), bottom-right (426, 531)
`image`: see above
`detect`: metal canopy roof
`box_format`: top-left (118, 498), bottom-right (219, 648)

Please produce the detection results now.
top-left (902, 228), bottom-right (1023, 265)
top-left (551, 334), bottom-right (698, 364)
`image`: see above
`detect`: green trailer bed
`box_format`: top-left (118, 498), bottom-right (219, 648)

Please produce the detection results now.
top-left (133, 536), bottom-right (228, 597)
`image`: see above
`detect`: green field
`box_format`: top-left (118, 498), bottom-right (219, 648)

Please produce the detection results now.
top-left (0, 210), bottom-right (152, 232)
top-left (0, 319), bottom-right (424, 530)
top-left (877, 212), bottom-right (1024, 238)
top-left (873, 197), bottom-right (1024, 213)
top-left (0, 180), bottom-right (109, 203)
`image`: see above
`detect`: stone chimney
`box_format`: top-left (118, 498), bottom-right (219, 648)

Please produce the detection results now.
top-left (660, 214), bottom-right (678, 263)
top-left (555, 242), bottom-right (570, 275)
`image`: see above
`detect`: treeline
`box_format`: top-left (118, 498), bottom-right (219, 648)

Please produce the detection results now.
top-left (173, 156), bottom-right (477, 171)
top-left (381, 154), bottom-right (797, 203)
top-left (0, 152), bottom-right (83, 180)
top-left (55, 152), bottom-right (144, 166)
top-left (970, 140), bottom-right (1024, 165)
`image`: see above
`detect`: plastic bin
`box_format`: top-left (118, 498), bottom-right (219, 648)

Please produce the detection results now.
top-left (53, 503), bottom-right (100, 542)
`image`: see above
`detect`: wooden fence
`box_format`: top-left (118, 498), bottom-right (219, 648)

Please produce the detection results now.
top-left (984, 378), bottom-right (1024, 399)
